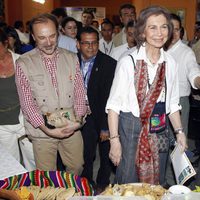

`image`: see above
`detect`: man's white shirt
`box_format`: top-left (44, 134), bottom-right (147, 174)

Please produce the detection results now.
top-left (99, 38), bottom-right (115, 56)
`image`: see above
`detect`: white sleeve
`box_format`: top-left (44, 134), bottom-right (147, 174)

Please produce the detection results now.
top-left (106, 56), bottom-right (133, 114)
top-left (185, 49), bottom-right (200, 89)
top-left (169, 61), bottom-right (182, 115)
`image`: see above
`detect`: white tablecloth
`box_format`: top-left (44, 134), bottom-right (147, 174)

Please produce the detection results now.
top-left (0, 144), bottom-right (27, 180)
top-left (69, 194), bottom-right (200, 200)
top-left (162, 192), bottom-right (200, 200)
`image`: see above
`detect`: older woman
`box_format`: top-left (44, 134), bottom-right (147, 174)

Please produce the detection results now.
top-left (106, 6), bottom-right (187, 185)
top-left (0, 29), bottom-right (35, 171)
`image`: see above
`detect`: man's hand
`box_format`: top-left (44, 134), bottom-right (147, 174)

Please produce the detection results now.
top-left (61, 120), bottom-right (81, 134)
top-left (46, 127), bottom-right (74, 138)
top-left (100, 130), bottom-right (109, 142)
top-left (40, 120), bottom-right (81, 139)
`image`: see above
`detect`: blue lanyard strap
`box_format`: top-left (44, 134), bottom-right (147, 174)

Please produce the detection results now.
top-left (81, 56), bottom-right (95, 89)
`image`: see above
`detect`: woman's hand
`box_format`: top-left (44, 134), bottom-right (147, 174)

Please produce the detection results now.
top-left (109, 138), bottom-right (122, 166)
top-left (168, 111), bottom-right (188, 152)
top-left (176, 132), bottom-right (188, 152)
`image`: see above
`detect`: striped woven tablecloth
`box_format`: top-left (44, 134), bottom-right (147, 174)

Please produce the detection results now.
top-left (0, 170), bottom-right (94, 196)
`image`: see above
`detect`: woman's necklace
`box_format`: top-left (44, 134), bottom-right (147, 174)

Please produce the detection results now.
top-left (0, 53), bottom-right (14, 78)
top-left (146, 51), bottom-right (160, 66)
top-left (147, 56), bottom-right (159, 66)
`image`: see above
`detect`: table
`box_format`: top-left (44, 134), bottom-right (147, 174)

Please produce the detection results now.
top-left (0, 144), bottom-right (27, 180)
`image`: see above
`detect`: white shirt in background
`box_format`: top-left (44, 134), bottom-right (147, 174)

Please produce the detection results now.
top-left (15, 29), bottom-right (29, 44)
top-left (99, 38), bottom-right (115, 56)
top-left (118, 46), bottom-right (137, 61)
top-left (168, 39), bottom-right (200, 97)
top-left (111, 43), bottom-right (130, 61)
top-left (58, 34), bottom-right (77, 53)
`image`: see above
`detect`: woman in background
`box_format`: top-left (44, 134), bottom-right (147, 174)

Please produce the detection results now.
top-left (61, 17), bottom-right (78, 39)
top-left (0, 29), bottom-right (35, 171)
top-left (4, 26), bottom-right (33, 54)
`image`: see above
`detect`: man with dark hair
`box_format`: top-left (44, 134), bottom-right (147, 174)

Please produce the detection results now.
top-left (14, 20), bottom-right (29, 44)
top-left (15, 13), bottom-right (87, 173)
top-left (81, 9), bottom-right (102, 39)
top-left (111, 20), bottom-right (136, 61)
top-left (14, 20), bottom-right (24, 31)
top-left (113, 3), bottom-right (136, 47)
top-left (113, 23), bottom-right (122, 37)
top-left (166, 13), bottom-right (200, 186)
top-left (99, 20), bottom-right (115, 56)
top-left (189, 22), bottom-right (200, 48)
top-left (81, 10), bottom-right (94, 27)
top-left (91, 20), bottom-right (99, 30)
top-left (77, 26), bottom-right (116, 192)
top-left (51, 7), bottom-right (67, 24)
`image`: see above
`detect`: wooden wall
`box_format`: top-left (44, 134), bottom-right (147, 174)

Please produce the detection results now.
top-left (6, 0), bottom-right (54, 26)
top-left (22, 0), bottom-right (54, 23)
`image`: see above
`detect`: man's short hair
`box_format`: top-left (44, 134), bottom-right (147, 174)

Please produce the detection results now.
top-left (29, 13), bottom-right (59, 35)
top-left (126, 20), bottom-right (135, 30)
top-left (92, 20), bottom-right (99, 26)
top-left (101, 19), bottom-right (114, 29)
top-left (77, 26), bottom-right (99, 41)
top-left (51, 7), bottom-right (67, 18)
top-left (82, 9), bottom-right (94, 19)
top-left (14, 20), bottom-right (24, 29)
top-left (119, 3), bottom-right (136, 16)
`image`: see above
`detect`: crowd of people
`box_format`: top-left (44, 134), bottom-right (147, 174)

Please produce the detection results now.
top-left (1, 2), bottom-right (200, 194)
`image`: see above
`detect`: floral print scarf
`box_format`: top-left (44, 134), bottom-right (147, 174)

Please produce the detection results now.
top-left (134, 60), bottom-right (166, 184)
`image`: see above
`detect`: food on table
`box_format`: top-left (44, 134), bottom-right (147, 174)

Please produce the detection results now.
top-left (16, 186), bottom-right (75, 200)
top-left (12, 186), bottom-right (76, 200)
top-left (15, 187), bottom-right (34, 200)
top-left (100, 183), bottom-right (166, 200)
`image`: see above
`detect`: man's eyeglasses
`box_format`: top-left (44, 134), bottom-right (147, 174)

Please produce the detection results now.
top-left (80, 41), bottom-right (98, 47)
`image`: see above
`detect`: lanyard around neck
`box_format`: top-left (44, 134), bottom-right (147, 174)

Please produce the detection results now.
top-left (81, 57), bottom-right (95, 89)
top-left (103, 41), bottom-right (113, 55)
